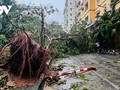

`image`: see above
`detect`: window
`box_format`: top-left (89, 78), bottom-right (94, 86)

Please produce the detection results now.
top-left (78, 1), bottom-right (80, 5)
top-left (96, 0), bottom-right (100, 4)
top-left (77, 12), bottom-right (81, 17)
top-left (85, 2), bottom-right (88, 12)
top-left (103, 4), bottom-right (107, 9)
top-left (70, 8), bottom-right (72, 11)
top-left (81, 6), bottom-right (84, 11)
top-left (70, 24), bottom-right (73, 27)
top-left (85, 16), bottom-right (88, 22)
top-left (77, 1), bottom-right (81, 7)
top-left (70, 13), bottom-right (72, 16)
top-left (96, 10), bottom-right (100, 16)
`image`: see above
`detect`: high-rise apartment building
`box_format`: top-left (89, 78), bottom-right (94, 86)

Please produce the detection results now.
top-left (64, 0), bottom-right (120, 32)
top-left (63, 0), bottom-right (76, 33)
top-left (76, 0), bottom-right (84, 23)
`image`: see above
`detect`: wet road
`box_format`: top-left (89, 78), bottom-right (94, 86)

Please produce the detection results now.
top-left (45, 54), bottom-right (120, 90)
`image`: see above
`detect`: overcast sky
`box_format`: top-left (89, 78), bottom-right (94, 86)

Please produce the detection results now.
top-left (16, 0), bottom-right (65, 23)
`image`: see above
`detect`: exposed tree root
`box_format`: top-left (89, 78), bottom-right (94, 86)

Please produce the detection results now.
top-left (0, 30), bottom-right (53, 80)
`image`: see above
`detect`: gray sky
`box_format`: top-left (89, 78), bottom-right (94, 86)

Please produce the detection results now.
top-left (16, 0), bottom-right (65, 23)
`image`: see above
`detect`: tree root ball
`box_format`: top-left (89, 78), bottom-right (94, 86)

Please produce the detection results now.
top-left (0, 30), bottom-right (52, 79)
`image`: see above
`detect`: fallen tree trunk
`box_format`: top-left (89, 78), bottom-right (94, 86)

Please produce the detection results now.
top-left (0, 30), bottom-right (52, 79)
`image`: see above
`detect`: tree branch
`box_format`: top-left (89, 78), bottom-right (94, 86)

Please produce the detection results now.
top-left (45, 34), bottom-right (74, 49)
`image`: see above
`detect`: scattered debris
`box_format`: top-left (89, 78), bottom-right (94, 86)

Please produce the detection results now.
top-left (0, 74), bottom-right (8, 86)
top-left (69, 82), bottom-right (79, 90)
top-left (57, 80), bottom-right (66, 85)
top-left (101, 49), bottom-right (120, 55)
top-left (105, 74), bottom-right (113, 79)
top-left (113, 60), bottom-right (120, 64)
top-left (82, 85), bottom-right (89, 90)
top-left (75, 74), bottom-right (85, 79)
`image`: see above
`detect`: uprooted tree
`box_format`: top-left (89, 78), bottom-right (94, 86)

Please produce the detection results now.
top-left (0, 28), bottom-right (70, 79)
top-left (0, 1), bottom-right (59, 80)
top-left (0, 30), bottom-right (53, 79)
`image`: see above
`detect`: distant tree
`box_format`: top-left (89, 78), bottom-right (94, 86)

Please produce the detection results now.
top-left (0, 0), bottom-right (58, 46)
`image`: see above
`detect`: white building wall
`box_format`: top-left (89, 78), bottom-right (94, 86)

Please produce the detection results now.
top-left (63, 0), bottom-right (76, 33)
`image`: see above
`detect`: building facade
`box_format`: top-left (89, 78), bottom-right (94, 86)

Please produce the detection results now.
top-left (76, 0), bottom-right (96, 24)
top-left (64, 0), bottom-right (120, 32)
top-left (76, 0), bottom-right (84, 23)
top-left (63, 0), bottom-right (76, 33)
top-left (116, 1), bottom-right (120, 9)
top-left (76, 0), bottom-right (120, 24)
top-left (95, 0), bottom-right (111, 16)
